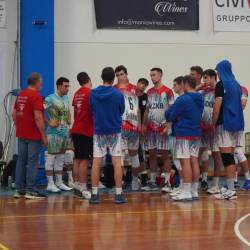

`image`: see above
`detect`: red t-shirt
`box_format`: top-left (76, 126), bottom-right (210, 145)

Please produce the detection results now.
top-left (14, 88), bottom-right (44, 140)
top-left (71, 87), bottom-right (94, 137)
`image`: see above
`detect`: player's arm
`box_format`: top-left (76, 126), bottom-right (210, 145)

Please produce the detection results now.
top-left (67, 111), bottom-right (71, 125)
top-left (212, 82), bottom-right (224, 126)
top-left (242, 97), bottom-right (247, 110)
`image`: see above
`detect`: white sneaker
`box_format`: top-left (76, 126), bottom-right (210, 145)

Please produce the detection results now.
top-left (170, 187), bottom-right (181, 197)
top-left (46, 183), bottom-right (61, 193)
top-left (98, 182), bottom-right (106, 189)
top-left (82, 190), bottom-right (91, 200)
top-left (191, 191), bottom-right (199, 200)
top-left (162, 182), bottom-right (172, 193)
top-left (214, 188), bottom-right (237, 200)
top-left (171, 191), bottom-right (193, 201)
top-left (132, 177), bottom-right (141, 191)
top-left (56, 183), bottom-right (73, 191)
top-left (207, 186), bottom-right (220, 194)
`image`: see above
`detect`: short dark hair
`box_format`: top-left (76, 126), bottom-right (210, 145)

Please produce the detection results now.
top-left (173, 76), bottom-right (184, 85)
top-left (56, 77), bottom-right (70, 87)
top-left (190, 66), bottom-right (203, 76)
top-left (115, 65), bottom-right (127, 74)
top-left (77, 72), bottom-right (90, 86)
top-left (183, 75), bottom-right (196, 89)
top-left (27, 72), bottom-right (42, 86)
top-left (101, 67), bottom-right (115, 83)
top-left (203, 69), bottom-right (217, 81)
top-left (137, 78), bottom-right (149, 86)
top-left (150, 68), bottom-right (163, 75)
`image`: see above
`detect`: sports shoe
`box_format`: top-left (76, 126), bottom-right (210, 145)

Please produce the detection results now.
top-left (161, 182), bottom-right (172, 194)
top-left (114, 194), bottom-right (127, 204)
top-left (56, 183), bottom-right (73, 191)
top-left (25, 191), bottom-right (47, 199)
top-left (131, 177), bottom-right (141, 191)
top-left (89, 194), bottom-right (100, 204)
top-left (214, 188), bottom-right (237, 200)
top-left (68, 180), bottom-right (75, 189)
top-left (191, 191), bottom-right (199, 200)
top-left (207, 186), bottom-right (220, 194)
top-left (240, 179), bottom-right (250, 191)
top-left (169, 187), bottom-right (181, 197)
top-left (201, 180), bottom-right (208, 191)
top-left (98, 182), bottom-right (106, 189)
top-left (46, 183), bottom-right (61, 193)
top-left (13, 190), bottom-right (25, 198)
top-left (171, 191), bottom-right (193, 201)
top-left (82, 190), bottom-right (91, 200)
top-left (141, 181), bottom-right (158, 191)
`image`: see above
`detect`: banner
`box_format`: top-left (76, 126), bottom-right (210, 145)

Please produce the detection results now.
top-left (212, 0), bottom-right (250, 32)
top-left (0, 0), bottom-right (6, 28)
top-left (94, 0), bottom-right (199, 30)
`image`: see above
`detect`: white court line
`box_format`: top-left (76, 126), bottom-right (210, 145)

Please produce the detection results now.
top-left (234, 213), bottom-right (250, 247)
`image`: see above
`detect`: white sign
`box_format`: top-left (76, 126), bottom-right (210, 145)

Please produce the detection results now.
top-left (0, 0), bottom-right (6, 28)
top-left (212, 0), bottom-right (250, 32)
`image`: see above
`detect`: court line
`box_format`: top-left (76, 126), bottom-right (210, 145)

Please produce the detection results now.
top-left (234, 213), bottom-right (250, 247)
top-left (1, 206), bottom-right (250, 220)
top-left (0, 242), bottom-right (9, 250)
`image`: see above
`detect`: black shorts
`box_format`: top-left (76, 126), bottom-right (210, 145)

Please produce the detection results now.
top-left (71, 133), bottom-right (93, 160)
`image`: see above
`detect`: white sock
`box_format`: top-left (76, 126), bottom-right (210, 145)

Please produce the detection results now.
top-left (55, 174), bottom-right (63, 185)
top-left (150, 172), bottom-right (157, 183)
top-left (47, 175), bottom-right (54, 185)
top-left (227, 179), bottom-right (235, 191)
top-left (115, 188), bottom-right (122, 195)
top-left (234, 171), bottom-right (238, 182)
top-left (92, 187), bottom-right (98, 195)
top-left (67, 171), bottom-right (73, 182)
top-left (202, 172), bottom-right (208, 182)
top-left (213, 177), bottom-right (220, 187)
top-left (179, 179), bottom-right (183, 190)
top-left (244, 171), bottom-right (250, 180)
top-left (183, 183), bottom-right (191, 194)
top-left (161, 172), bottom-right (170, 183)
top-left (192, 182), bottom-right (199, 193)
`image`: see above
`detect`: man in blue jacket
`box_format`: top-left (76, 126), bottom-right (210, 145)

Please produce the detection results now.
top-left (89, 67), bottom-right (126, 204)
top-left (165, 75), bottom-right (204, 201)
top-left (213, 60), bottom-right (244, 200)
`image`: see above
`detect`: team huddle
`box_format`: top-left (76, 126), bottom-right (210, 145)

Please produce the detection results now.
top-left (13, 60), bottom-right (249, 204)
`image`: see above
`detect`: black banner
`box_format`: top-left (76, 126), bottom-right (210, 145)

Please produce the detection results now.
top-left (94, 0), bottom-right (199, 30)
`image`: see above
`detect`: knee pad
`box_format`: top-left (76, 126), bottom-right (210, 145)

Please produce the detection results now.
top-left (234, 147), bottom-right (247, 164)
top-left (64, 150), bottom-right (74, 165)
top-left (54, 154), bottom-right (65, 171)
top-left (45, 152), bottom-right (56, 171)
top-left (173, 159), bottom-right (182, 171)
top-left (130, 154), bottom-right (140, 169)
top-left (221, 153), bottom-right (235, 167)
top-left (201, 151), bottom-right (209, 162)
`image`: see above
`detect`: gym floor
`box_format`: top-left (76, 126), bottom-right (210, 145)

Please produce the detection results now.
top-left (0, 190), bottom-right (250, 250)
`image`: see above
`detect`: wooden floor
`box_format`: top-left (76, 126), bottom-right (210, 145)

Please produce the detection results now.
top-left (0, 192), bottom-right (250, 250)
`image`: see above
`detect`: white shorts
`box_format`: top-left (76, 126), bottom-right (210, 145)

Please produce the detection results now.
top-left (176, 139), bottom-right (200, 159)
top-left (234, 146), bottom-right (247, 164)
top-left (216, 125), bottom-right (242, 148)
top-left (93, 133), bottom-right (122, 158)
top-left (121, 130), bottom-right (139, 151)
top-left (200, 131), bottom-right (219, 152)
top-left (144, 131), bottom-right (169, 151)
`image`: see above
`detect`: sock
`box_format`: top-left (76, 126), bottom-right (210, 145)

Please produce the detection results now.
top-left (150, 172), bottom-right (157, 183)
top-left (213, 177), bottom-right (220, 187)
top-left (55, 174), bottom-right (63, 185)
top-left (115, 188), bottom-right (122, 195)
top-left (47, 175), bottom-right (54, 185)
top-left (161, 172), bottom-right (170, 183)
top-left (234, 171), bottom-right (238, 182)
top-left (92, 187), bottom-right (98, 195)
top-left (227, 179), bottom-right (235, 191)
top-left (79, 182), bottom-right (87, 191)
top-left (192, 182), bottom-right (199, 193)
top-left (179, 178), bottom-right (183, 189)
top-left (67, 171), bottom-right (73, 182)
top-left (202, 172), bottom-right (208, 182)
top-left (183, 183), bottom-right (191, 194)
top-left (244, 171), bottom-right (250, 180)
